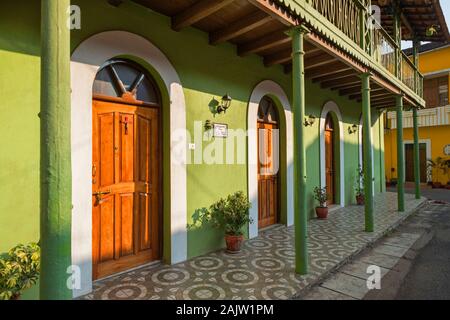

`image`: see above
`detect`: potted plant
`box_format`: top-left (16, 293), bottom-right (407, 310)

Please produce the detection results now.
top-left (427, 157), bottom-right (447, 188)
top-left (313, 186), bottom-right (328, 219)
top-left (207, 191), bottom-right (252, 253)
top-left (355, 165), bottom-right (365, 205)
top-left (0, 242), bottom-right (40, 300)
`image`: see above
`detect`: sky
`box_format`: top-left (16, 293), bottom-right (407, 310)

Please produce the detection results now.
top-left (402, 1), bottom-right (450, 48)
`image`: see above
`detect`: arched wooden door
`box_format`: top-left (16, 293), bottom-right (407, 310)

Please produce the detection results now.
top-left (91, 60), bottom-right (161, 280)
top-left (257, 97), bottom-right (280, 229)
top-left (325, 113), bottom-right (336, 205)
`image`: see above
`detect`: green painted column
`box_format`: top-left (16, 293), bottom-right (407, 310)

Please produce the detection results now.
top-left (290, 26), bottom-right (309, 275)
top-left (413, 107), bottom-right (421, 199)
top-left (361, 73), bottom-right (374, 232)
top-left (40, 0), bottom-right (72, 299)
top-left (396, 95), bottom-right (405, 212)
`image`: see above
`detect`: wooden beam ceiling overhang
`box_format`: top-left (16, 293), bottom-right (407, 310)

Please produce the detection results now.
top-left (210, 10), bottom-right (273, 45)
top-left (133, 0), bottom-right (424, 108)
top-left (172, 0), bottom-right (236, 31)
top-left (373, 0), bottom-right (450, 42)
top-left (238, 30), bottom-right (290, 56)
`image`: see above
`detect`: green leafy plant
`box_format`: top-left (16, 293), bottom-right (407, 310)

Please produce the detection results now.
top-left (0, 242), bottom-right (40, 300)
top-left (313, 186), bottom-right (328, 208)
top-left (427, 157), bottom-right (450, 184)
top-left (355, 165), bottom-right (364, 196)
top-left (207, 191), bottom-right (252, 236)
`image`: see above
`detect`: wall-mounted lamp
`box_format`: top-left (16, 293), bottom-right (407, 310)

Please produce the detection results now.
top-left (348, 124), bottom-right (358, 134)
top-left (426, 25), bottom-right (440, 37)
top-left (204, 120), bottom-right (213, 131)
top-left (216, 94), bottom-right (232, 114)
top-left (304, 114), bottom-right (316, 127)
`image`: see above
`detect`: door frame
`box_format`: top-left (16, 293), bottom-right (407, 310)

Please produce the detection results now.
top-left (247, 80), bottom-right (293, 239)
top-left (319, 101), bottom-right (345, 208)
top-left (403, 139), bottom-right (432, 182)
top-left (257, 117), bottom-right (281, 229)
top-left (70, 31), bottom-right (187, 298)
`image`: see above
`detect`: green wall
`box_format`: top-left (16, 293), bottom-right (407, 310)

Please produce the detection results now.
top-left (0, 0), bottom-right (385, 298)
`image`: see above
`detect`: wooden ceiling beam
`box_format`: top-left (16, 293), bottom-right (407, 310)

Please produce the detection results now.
top-left (210, 11), bottom-right (272, 45)
top-left (238, 31), bottom-right (290, 56)
top-left (305, 62), bottom-right (351, 78)
top-left (304, 53), bottom-right (335, 70)
top-left (320, 75), bottom-right (359, 89)
top-left (172, 0), bottom-right (235, 31)
top-left (247, 0), bottom-right (297, 26)
top-left (338, 84), bottom-right (365, 96)
top-left (264, 49), bottom-right (291, 67)
top-left (312, 69), bottom-right (356, 83)
top-left (351, 88), bottom-right (386, 100)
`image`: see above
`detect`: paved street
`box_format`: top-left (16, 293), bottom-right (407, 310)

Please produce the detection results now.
top-left (300, 187), bottom-right (450, 300)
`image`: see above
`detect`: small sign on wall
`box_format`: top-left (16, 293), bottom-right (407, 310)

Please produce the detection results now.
top-left (444, 144), bottom-right (450, 156)
top-left (213, 123), bottom-right (228, 138)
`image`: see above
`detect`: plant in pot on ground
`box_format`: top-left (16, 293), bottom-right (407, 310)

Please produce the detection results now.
top-left (0, 242), bottom-right (40, 300)
top-left (313, 186), bottom-right (329, 219)
top-left (427, 157), bottom-right (450, 188)
top-left (207, 191), bottom-right (252, 253)
top-left (355, 165), bottom-right (365, 205)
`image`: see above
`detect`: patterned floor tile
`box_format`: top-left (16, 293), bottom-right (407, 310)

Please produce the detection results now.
top-left (80, 192), bottom-right (425, 300)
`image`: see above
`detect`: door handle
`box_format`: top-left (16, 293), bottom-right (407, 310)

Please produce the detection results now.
top-left (93, 189), bottom-right (111, 205)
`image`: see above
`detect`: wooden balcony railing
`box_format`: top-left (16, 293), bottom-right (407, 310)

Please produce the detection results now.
top-left (303, 0), bottom-right (424, 98)
top-left (305, 0), bottom-right (362, 46)
top-left (370, 21), bottom-right (396, 76)
top-left (401, 52), bottom-right (416, 92)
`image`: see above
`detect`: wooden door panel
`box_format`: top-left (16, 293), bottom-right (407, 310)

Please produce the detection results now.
top-left (98, 113), bottom-right (115, 187)
top-left (99, 195), bottom-right (115, 263)
top-left (257, 122), bottom-right (279, 229)
top-left (137, 115), bottom-right (151, 184)
top-left (325, 130), bottom-right (335, 204)
top-left (93, 100), bottom-right (160, 280)
top-left (119, 113), bottom-right (135, 183)
top-left (119, 193), bottom-right (134, 257)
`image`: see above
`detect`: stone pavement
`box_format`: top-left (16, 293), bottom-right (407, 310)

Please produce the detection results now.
top-left (301, 201), bottom-right (448, 300)
top-left (80, 192), bottom-right (425, 300)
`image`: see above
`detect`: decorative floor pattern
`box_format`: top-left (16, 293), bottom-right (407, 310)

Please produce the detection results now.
top-left (81, 192), bottom-right (425, 300)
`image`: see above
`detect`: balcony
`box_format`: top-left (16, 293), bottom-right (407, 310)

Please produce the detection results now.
top-left (303, 0), bottom-right (424, 97)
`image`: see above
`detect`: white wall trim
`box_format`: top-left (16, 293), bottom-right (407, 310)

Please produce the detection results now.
top-left (319, 101), bottom-right (345, 207)
top-left (247, 80), bottom-right (293, 239)
top-left (404, 139), bottom-right (432, 182)
top-left (70, 31), bottom-right (187, 298)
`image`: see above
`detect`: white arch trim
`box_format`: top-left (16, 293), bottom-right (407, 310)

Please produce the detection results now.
top-left (359, 116), bottom-right (375, 195)
top-left (319, 101), bottom-right (345, 207)
top-left (70, 31), bottom-right (187, 298)
top-left (247, 80), bottom-right (294, 239)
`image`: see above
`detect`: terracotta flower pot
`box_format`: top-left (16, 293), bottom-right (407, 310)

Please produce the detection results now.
top-left (315, 206), bottom-right (328, 219)
top-left (11, 294), bottom-right (20, 300)
top-left (356, 194), bottom-right (365, 205)
top-left (225, 234), bottom-right (244, 253)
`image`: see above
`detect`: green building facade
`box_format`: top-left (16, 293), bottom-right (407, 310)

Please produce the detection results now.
top-left (0, 0), bottom-right (447, 299)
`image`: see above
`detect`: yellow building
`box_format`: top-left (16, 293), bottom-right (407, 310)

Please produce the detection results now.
top-left (385, 42), bottom-right (450, 187)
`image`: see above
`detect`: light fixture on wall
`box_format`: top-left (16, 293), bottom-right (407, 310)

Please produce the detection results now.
top-left (304, 114), bottom-right (316, 127)
top-left (348, 124), bottom-right (358, 134)
top-left (426, 25), bottom-right (440, 37)
top-left (216, 94), bottom-right (232, 114)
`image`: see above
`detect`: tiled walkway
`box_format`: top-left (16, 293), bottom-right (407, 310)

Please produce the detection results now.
top-left (81, 192), bottom-right (425, 300)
